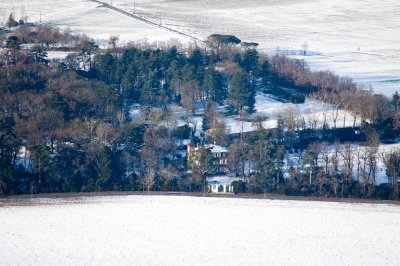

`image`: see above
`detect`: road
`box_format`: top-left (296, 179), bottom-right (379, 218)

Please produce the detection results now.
top-left (88, 0), bottom-right (206, 45)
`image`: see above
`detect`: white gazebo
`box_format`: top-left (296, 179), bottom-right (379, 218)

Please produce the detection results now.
top-left (207, 176), bottom-right (243, 193)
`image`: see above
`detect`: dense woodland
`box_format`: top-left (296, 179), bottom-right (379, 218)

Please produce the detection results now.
top-left (0, 19), bottom-right (400, 199)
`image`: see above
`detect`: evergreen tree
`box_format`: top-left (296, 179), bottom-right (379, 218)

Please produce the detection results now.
top-left (202, 102), bottom-right (217, 132)
top-left (0, 118), bottom-right (19, 195)
top-left (203, 68), bottom-right (225, 104)
top-left (94, 52), bottom-right (118, 84)
top-left (189, 48), bottom-right (203, 68)
top-left (6, 13), bottom-right (18, 28)
top-left (392, 92), bottom-right (400, 110)
top-left (208, 34), bottom-right (241, 49)
top-left (251, 135), bottom-right (283, 194)
top-left (6, 36), bottom-right (21, 49)
top-left (261, 59), bottom-right (272, 91)
top-left (121, 64), bottom-right (139, 105)
top-left (241, 48), bottom-right (259, 75)
top-left (96, 146), bottom-right (113, 192)
top-left (30, 143), bottom-right (51, 193)
top-left (227, 71), bottom-right (255, 113)
top-left (233, 53), bottom-right (242, 65)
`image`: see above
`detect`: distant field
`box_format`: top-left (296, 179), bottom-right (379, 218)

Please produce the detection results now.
top-left (1, 195), bottom-right (400, 265)
top-left (114, 0), bottom-right (400, 96)
top-left (1, 0), bottom-right (399, 96)
top-left (0, 0), bottom-right (187, 44)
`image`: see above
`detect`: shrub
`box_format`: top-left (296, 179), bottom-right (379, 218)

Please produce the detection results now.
top-left (289, 93), bottom-right (305, 104)
top-left (173, 124), bottom-right (191, 139)
top-left (231, 180), bottom-right (245, 194)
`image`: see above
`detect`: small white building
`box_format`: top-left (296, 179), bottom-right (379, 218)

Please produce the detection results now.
top-left (207, 176), bottom-right (243, 194)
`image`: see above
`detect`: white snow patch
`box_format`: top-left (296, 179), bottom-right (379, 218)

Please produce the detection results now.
top-left (227, 93), bottom-right (359, 134)
top-left (0, 0), bottom-right (190, 46)
top-left (46, 51), bottom-right (72, 60)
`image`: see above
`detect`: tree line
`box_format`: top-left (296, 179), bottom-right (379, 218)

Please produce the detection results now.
top-left (0, 23), bottom-right (399, 199)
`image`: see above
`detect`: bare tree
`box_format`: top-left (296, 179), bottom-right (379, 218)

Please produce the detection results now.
top-left (302, 42), bottom-right (308, 55)
top-left (305, 100), bottom-right (320, 129)
top-left (239, 108), bottom-right (248, 139)
top-left (279, 106), bottom-right (301, 132)
top-left (329, 104), bottom-right (340, 129)
top-left (251, 114), bottom-right (265, 131)
top-left (165, 104), bottom-right (180, 130)
top-left (108, 35), bottom-right (119, 49)
top-left (95, 122), bottom-right (117, 145)
top-left (319, 143), bottom-right (332, 176)
top-left (116, 111), bottom-right (126, 127)
top-left (341, 143), bottom-right (354, 188)
top-left (329, 141), bottom-right (341, 195)
top-left (320, 101), bottom-right (333, 129)
top-left (181, 80), bottom-right (200, 119)
top-left (140, 146), bottom-right (158, 194)
top-left (365, 146), bottom-right (378, 191)
top-left (148, 107), bottom-right (164, 127)
top-left (228, 139), bottom-right (250, 180)
top-left (381, 149), bottom-right (400, 199)
top-left (207, 116), bottom-right (228, 146)
top-left (356, 145), bottom-right (378, 196)
top-left (354, 148), bottom-right (363, 182)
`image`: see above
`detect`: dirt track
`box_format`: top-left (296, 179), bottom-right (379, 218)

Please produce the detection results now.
top-left (1, 191), bottom-right (399, 206)
top-left (89, 0), bottom-right (205, 44)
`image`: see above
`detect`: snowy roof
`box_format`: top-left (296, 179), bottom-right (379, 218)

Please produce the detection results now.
top-left (207, 176), bottom-right (243, 186)
top-left (208, 145), bottom-right (228, 154)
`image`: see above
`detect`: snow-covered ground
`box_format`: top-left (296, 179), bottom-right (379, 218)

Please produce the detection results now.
top-left (1, 195), bottom-right (400, 265)
top-left (285, 143), bottom-right (400, 185)
top-left (0, 0), bottom-right (188, 45)
top-left (163, 93), bottom-right (360, 136)
top-left (46, 51), bottom-right (72, 60)
top-left (53, 6), bottom-right (188, 46)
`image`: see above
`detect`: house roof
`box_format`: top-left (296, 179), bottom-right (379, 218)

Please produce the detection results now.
top-left (208, 144), bottom-right (228, 154)
top-left (207, 176), bottom-right (243, 186)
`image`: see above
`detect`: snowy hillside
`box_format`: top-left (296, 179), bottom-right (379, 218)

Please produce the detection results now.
top-left (113, 0), bottom-right (400, 96)
top-left (114, 0), bottom-right (400, 96)
top-left (1, 195), bottom-right (400, 265)
top-left (2, 0), bottom-right (398, 95)
top-left (0, 0), bottom-right (188, 45)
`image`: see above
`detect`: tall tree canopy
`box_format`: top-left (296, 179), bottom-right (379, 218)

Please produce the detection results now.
top-left (227, 71), bottom-right (255, 113)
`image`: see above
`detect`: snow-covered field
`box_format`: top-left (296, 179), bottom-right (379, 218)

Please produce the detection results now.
top-left (0, 0), bottom-right (188, 45)
top-left (1, 195), bottom-right (400, 265)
